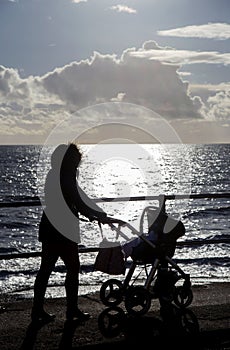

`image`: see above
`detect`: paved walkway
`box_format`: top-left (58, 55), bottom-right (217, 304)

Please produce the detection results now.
top-left (0, 283), bottom-right (229, 349)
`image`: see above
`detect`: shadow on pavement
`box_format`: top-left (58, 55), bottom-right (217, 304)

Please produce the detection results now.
top-left (20, 317), bottom-right (81, 350)
top-left (19, 304), bottom-right (230, 350)
top-left (95, 304), bottom-right (229, 350)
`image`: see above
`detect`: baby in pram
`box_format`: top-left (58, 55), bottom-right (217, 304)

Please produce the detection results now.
top-left (122, 207), bottom-right (185, 262)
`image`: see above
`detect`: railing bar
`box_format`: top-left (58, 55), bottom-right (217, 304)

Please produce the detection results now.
top-left (0, 192), bottom-right (230, 207)
top-left (0, 238), bottom-right (229, 260)
top-left (96, 193), bottom-right (230, 202)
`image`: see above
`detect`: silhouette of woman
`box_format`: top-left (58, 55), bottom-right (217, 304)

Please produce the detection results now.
top-left (31, 143), bottom-right (110, 322)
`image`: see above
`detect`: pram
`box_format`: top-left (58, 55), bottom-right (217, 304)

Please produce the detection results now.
top-left (98, 205), bottom-right (193, 317)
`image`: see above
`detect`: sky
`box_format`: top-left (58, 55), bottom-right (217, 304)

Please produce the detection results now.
top-left (0, 0), bottom-right (229, 144)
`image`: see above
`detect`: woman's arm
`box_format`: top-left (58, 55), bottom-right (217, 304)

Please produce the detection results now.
top-left (76, 185), bottom-right (107, 220)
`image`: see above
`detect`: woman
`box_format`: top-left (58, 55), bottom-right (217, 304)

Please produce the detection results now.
top-left (31, 143), bottom-right (109, 323)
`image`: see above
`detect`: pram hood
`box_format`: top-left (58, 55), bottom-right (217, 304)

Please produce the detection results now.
top-left (147, 208), bottom-right (185, 240)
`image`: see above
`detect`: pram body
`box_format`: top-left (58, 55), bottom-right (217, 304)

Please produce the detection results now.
top-left (99, 206), bottom-right (193, 316)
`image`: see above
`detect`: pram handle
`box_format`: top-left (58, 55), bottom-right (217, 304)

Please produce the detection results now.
top-left (97, 215), bottom-right (159, 251)
top-left (100, 216), bottom-right (127, 226)
top-left (103, 217), bottom-right (140, 236)
top-left (107, 219), bottom-right (158, 250)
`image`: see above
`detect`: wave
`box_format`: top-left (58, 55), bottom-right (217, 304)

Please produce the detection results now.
top-left (0, 222), bottom-right (31, 229)
top-left (203, 233), bottom-right (230, 241)
top-left (0, 195), bottom-right (40, 203)
top-left (174, 256), bottom-right (230, 266)
top-left (0, 257), bottom-right (229, 281)
top-left (0, 247), bottom-right (18, 254)
top-left (179, 233), bottom-right (230, 244)
top-left (187, 206), bottom-right (230, 218)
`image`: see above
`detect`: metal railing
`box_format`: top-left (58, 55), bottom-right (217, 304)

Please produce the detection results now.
top-left (0, 192), bottom-right (229, 260)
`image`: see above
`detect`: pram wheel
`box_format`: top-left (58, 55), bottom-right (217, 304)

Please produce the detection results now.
top-left (98, 306), bottom-right (125, 338)
top-left (173, 286), bottom-right (193, 308)
top-left (100, 279), bottom-right (123, 306)
top-left (125, 286), bottom-right (151, 316)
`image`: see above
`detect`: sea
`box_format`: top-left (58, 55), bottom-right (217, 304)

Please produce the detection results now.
top-left (0, 144), bottom-right (229, 299)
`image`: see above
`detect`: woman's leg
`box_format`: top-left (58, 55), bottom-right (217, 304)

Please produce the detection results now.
top-left (32, 241), bottom-right (59, 318)
top-left (60, 241), bottom-right (90, 320)
top-left (60, 242), bottom-right (80, 314)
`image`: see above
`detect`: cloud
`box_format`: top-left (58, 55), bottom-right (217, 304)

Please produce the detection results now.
top-left (189, 83), bottom-right (230, 121)
top-left (189, 83), bottom-right (230, 102)
top-left (157, 22), bottom-right (230, 40)
top-left (109, 4), bottom-right (137, 14)
top-left (40, 49), bottom-right (201, 119)
top-left (205, 90), bottom-right (230, 120)
top-left (131, 40), bottom-right (230, 65)
top-left (72, 0), bottom-right (88, 4)
top-left (0, 65), bottom-right (67, 142)
top-left (0, 41), bottom-right (229, 143)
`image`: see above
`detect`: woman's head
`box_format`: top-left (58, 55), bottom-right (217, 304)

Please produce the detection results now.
top-left (51, 143), bottom-right (82, 172)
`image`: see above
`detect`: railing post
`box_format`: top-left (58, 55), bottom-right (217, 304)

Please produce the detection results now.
top-left (158, 194), bottom-right (166, 213)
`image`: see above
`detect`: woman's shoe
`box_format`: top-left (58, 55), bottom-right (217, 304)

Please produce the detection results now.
top-left (66, 308), bottom-right (90, 321)
top-left (31, 310), bottom-right (56, 323)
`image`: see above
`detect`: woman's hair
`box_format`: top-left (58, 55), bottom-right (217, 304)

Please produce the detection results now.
top-left (51, 143), bottom-right (82, 171)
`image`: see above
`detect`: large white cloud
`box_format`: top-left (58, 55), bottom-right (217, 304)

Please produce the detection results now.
top-left (0, 41), bottom-right (229, 143)
top-left (40, 47), bottom-right (201, 119)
